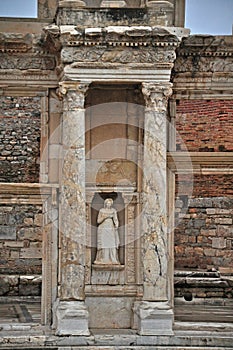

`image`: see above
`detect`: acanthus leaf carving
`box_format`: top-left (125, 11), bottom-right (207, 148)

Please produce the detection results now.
top-left (142, 82), bottom-right (172, 110)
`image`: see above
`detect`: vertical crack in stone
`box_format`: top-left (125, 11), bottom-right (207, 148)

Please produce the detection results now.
top-left (154, 244), bottom-right (162, 277)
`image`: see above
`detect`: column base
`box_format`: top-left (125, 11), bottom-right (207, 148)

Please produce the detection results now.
top-left (134, 301), bottom-right (174, 335)
top-left (54, 300), bottom-right (90, 336)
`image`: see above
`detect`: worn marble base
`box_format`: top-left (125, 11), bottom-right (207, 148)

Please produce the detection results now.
top-left (54, 300), bottom-right (90, 336)
top-left (134, 301), bottom-right (174, 335)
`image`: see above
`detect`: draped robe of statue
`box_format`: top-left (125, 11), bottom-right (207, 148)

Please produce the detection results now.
top-left (94, 199), bottom-right (120, 265)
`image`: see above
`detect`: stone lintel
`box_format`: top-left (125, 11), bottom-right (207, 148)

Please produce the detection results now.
top-left (54, 300), bottom-right (90, 335)
top-left (62, 67), bottom-right (172, 83)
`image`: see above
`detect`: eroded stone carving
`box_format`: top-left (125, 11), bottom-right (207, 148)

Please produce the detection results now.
top-left (94, 198), bottom-right (120, 265)
top-left (62, 46), bottom-right (176, 65)
top-left (142, 82), bottom-right (172, 110)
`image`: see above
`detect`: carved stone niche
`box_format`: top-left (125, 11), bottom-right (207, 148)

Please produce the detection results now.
top-left (90, 192), bottom-right (125, 285)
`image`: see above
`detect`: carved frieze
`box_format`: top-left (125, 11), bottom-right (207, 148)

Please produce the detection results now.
top-left (61, 46), bottom-right (176, 65)
top-left (174, 56), bottom-right (233, 74)
top-left (174, 35), bottom-right (233, 74)
top-left (0, 55), bottom-right (56, 70)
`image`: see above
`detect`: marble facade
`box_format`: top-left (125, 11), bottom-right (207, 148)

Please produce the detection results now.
top-left (1, 1), bottom-right (233, 348)
top-left (46, 0), bottom-right (189, 332)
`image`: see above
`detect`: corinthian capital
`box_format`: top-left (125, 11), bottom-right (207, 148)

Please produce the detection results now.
top-left (59, 82), bottom-right (90, 96)
top-left (142, 82), bottom-right (173, 110)
top-left (59, 82), bottom-right (90, 110)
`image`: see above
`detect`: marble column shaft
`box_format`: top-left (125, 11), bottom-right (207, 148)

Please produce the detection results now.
top-left (141, 82), bottom-right (172, 302)
top-left (59, 82), bottom-right (89, 300)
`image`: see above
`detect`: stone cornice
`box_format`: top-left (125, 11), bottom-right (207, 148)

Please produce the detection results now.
top-left (0, 183), bottom-right (59, 195)
top-left (44, 24), bottom-right (188, 49)
top-left (168, 152), bottom-right (233, 175)
top-left (177, 35), bottom-right (233, 58)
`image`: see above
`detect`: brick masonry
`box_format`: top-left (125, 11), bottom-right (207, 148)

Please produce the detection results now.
top-left (176, 99), bottom-right (233, 152)
top-left (175, 99), bottom-right (233, 298)
top-left (177, 174), bottom-right (233, 197)
top-left (0, 204), bottom-right (42, 296)
top-left (0, 96), bottom-right (41, 183)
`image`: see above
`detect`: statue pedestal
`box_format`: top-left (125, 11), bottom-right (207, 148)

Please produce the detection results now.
top-left (134, 301), bottom-right (174, 335)
top-left (54, 300), bottom-right (90, 336)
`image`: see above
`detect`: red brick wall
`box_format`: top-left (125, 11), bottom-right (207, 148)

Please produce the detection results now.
top-left (176, 174), bottom-right (233, 197)
top-left (175, 98), bottom-right (233, 282)
top-left (176, 100), bottom-right (233, 152)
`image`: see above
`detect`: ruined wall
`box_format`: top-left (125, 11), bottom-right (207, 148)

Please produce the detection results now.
top-left (174, 99), bottom-right (233, 298)
top-left (0, 96), bottom-right (42, 296)
top-left (0, 204), bottom-right (42, 296)
top-left (0, 96), bottom-right (41, 183)
top-left (175, 195), bottom-right (233, 270)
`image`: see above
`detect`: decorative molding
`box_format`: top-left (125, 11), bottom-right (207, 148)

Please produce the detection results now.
top-left (0, 183), bottom-right (59, 195)
top-left (61, 46), bottom-right (177, 65)
top-left (0, 70), bottom-right (58, 88)
top-left (168, 152), bottom-right (233, 174)
top-left (44, 25), bottom-right (187, 52)
top-left (62, 66), bottom-right (173, 82)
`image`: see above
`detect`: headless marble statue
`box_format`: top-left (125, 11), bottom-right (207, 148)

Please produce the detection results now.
top-left (94, 198), bottom-right (120, 265)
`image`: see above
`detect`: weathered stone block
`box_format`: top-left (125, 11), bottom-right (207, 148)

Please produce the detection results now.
top-left (215, 218), bottom-right (232, 225)
top-left (0, 226), bottom-right (16, 240)
top-left (20, 247), bottom-right (42, 259)
top-left (135, 301), bottom-right (173, 336)
top-left (212, 237), bottom-right (227, 249)
top-left (18, 227), bottom-right (42, 241)
top-left (34, 214), bottom-right (43, 226)
top-left (86, 296), bottom-right (134, 329)
top-left (54, 300), bottom-right (90, 336)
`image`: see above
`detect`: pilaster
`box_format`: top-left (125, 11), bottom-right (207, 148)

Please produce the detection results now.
top-left (136, 82), bottom-right (174, 335)
top-left (54, 81), bottom-right (90, 336)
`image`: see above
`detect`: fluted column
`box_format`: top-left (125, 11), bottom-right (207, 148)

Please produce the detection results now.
top-left (54, 82), bottom-right (90, 336)
top-left (135, 82), bottom-right (174, 335)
